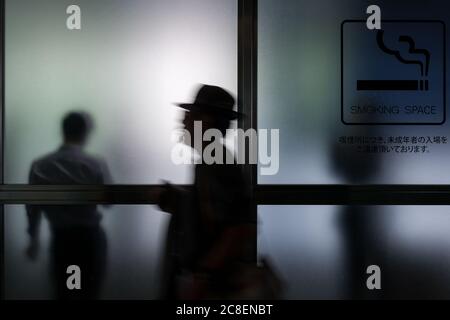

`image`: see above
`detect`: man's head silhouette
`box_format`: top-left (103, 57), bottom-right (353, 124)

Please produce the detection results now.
top-left (176, 84), bottom-right (240, 150)
top-left (62, 111), bottom-right (93, 146)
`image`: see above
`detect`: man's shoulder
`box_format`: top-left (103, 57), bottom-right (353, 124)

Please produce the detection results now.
top-left (31, 150), bottom-right (59, 167)
top-left (76, 151), bottom-right (105, 165)
top-left (30, 147), bottom-right (111, 184)
top-left (32, 148), bottom-right (105, 168)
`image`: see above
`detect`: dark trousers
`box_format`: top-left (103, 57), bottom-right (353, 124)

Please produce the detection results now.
top-left (50, 225), bottom-right (107, 300)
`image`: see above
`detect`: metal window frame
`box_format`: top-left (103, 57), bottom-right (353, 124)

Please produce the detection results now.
top-left (0, 0), bottom-right (3, 196)
top-left (1, 0), bottom-right (450, 300)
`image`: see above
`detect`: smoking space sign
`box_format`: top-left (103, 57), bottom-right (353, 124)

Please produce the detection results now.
top-left (341, 20), bottom-right (445, 125)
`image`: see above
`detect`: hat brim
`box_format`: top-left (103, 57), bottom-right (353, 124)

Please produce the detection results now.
top-left (175, 103), bottom-right (242, 120)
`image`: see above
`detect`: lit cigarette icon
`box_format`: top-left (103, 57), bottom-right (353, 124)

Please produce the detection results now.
top-left (357, 80), bottom-right (429, 91)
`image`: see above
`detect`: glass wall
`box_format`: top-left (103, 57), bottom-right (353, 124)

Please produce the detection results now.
top-left (258, 0), bottom-right (450, 184)
top-left (5, 204), bottom-right (170, 299)
top-left (3, 0), bottom-right (238, 300)
top-left (5, 0), bottom-right (450, 301)
top-left (5, 0), bottom-right (237, 184)
top-left (259, 205), bottom-right (450, 299)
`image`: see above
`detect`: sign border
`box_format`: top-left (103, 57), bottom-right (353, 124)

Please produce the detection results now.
top-left (341, 20), bottom-right (446, 126)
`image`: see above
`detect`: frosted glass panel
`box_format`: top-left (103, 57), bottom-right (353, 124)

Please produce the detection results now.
top-left (5, 0), bottom-right (237, 184)
top-left (258, 0), bottom-right (450, 184)
top-left (259, 206), bottom-right (450, 299)
top-left (5, 204), bottom-right (170, 299)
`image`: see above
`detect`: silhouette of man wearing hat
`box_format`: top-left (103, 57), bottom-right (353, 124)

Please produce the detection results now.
top-left (158, 85), bottom-right (255, 299)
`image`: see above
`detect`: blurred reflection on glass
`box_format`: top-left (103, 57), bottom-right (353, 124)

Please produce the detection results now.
top-left (258, 0), bottom-right (450, 184)
top-left (24, 112), bottom-right (110, 299)
top-left (259, 206), bottom-right (450, 299)
top-left (5, 0), bottom-right (237, 184)
top-left (6, 205), bottom-right (170, 299)
top-left (330, 103), bottom-right (386, 299)
top-left (4, 0), bottom-right (237, 300)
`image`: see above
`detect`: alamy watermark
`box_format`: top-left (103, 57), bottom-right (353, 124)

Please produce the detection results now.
top-left (171, 121), bottom-right (280, 176)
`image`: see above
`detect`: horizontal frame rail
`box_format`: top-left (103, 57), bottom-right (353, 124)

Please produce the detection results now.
top-left (0, 185), bottom-right (450, 205)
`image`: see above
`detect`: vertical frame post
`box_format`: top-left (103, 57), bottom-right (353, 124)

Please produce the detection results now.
top-left (0, 0), bottom-right (5, 301)
top-left (238, 0), bottom-right (257, 187)
top-left (238, 0), bottom-right (258, 260)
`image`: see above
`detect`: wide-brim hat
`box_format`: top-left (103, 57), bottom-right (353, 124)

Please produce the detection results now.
top-left (175, 84), bottom-right (242, 120)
